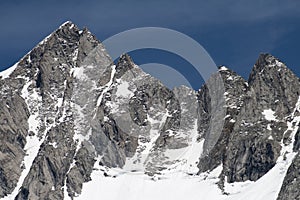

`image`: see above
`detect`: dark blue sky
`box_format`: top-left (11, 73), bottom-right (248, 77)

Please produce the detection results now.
top-left (1, 0), bottom-right (300, 89)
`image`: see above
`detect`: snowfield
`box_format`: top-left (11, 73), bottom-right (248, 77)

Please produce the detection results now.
top-left (75, 150), bottom-right (296, 200)
top-left (76, 166), bottom-right (223, 200)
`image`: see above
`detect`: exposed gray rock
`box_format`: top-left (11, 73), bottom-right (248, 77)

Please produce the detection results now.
top-left (15, 123), bottom-right (77, 200)
top-left (66, 141), bottom-right (96, 198)
top-left (224, 54), bottom-right (300, 183)
top-left (277, 153), bottom-right (300, 200)
top-left (0, 93), bottom-right (29, 197)
top-left (197, 66), bottom-right (248, 173)
top-left (196, 54), bottom-right (300, 196)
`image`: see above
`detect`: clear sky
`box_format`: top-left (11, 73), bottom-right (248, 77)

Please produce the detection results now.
top-left (1, 0), bottom-right (299, 89)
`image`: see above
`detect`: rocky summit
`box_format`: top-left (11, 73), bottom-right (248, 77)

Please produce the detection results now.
top-left (0, 21), bottom-right (299, 200)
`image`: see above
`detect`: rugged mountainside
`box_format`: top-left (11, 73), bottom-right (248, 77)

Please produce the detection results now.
top-left (0, 22), bottom-right (299, 200)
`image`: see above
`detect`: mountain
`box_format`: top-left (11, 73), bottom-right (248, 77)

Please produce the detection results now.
top-left (0, 21), bottom-right (299, 200)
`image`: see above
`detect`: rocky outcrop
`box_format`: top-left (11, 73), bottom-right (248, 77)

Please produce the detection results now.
top-left (197, 66), bottom-right (248, 173)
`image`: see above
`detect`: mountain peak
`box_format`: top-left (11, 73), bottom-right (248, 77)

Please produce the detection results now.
top-left (118, 53), bottom-right (134, 64)
top-left (58, 20), bottom-right (77, 30)
top-left (36, 21), bottom-right (80, 48)
top-left (248, 53), bottom-right (289, 84)
top-left (218, 66), bottom-right (229, 71)
top-left (255, 53), bottom-right (286, 70)
top-left (114, 54), bottom-right (136, 79)
top-left (217, 65), bottom-right (247, 85)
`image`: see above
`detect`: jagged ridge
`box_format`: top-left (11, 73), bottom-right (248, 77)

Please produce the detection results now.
top-left (0, 22), bottom-right (299, 200)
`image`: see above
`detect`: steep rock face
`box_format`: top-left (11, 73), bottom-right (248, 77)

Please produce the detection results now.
top-left (8, 22), bottom-right (83, 199)
top-left (0, 92), bottom-right (29, 197)
top-left (277, 102), bottom-right (300, 200)
top-left (0, 21), bottom-right (120, 199)
top-left (197, 66), bottom-right (248, 173)
top-left (224, 54), bottom-right (300, 183)
top-left (0, 21), bottom-right (83, 198)
top-left (16, 123), bottom-right (77, 200)
top-left (277, 153), bottom-right (300, 200)
top-left (91, 54), bottom-right (141, 168)
top-left (98, 54), bottom-right (198, 176)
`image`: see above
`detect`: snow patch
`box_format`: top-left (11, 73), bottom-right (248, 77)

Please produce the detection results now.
top-left (229, 119), bottom-right (236, 123)
top-left (95, 65), bottom-right (116, 108)
top-left (49, 142), bottom-right (58, 148)
top-left (219, 66), bottom-right (228, 71)
top-left (116, 81), bottom-right (133, 98)
top-left (0, 63), bottom-right (18, 79)
top-left (268, 135), bottom-right (274, 140)
top-left (227, 76), bottom-right (233, 81)
top-left (72, 67), bottom-right (89, 81)
top-left (262, 109), bottom-right (278, 121)
top-left (60, 21), bottom-right (72, 28)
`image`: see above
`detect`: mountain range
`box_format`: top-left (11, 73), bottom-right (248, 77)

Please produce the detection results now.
top-left (0, 21), bottom-right (299, 200)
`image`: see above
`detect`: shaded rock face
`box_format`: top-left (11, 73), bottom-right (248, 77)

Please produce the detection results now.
top-left (0, 22), bottom-right (300, 200)
top-left (197, 54), bottom-right (300, 189)
top-left (16, 123), bottom-right (77, 200)
top-left (294, 129), bottom-right (300, 152)
top-left (197, 67), bottom-right (248, 173)
top-left (277, 153), bottom-right (300, 200)
top-left (224, 54), bottom-right (300, 183)
top-left (0, 93), bottom-right (29, 197)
